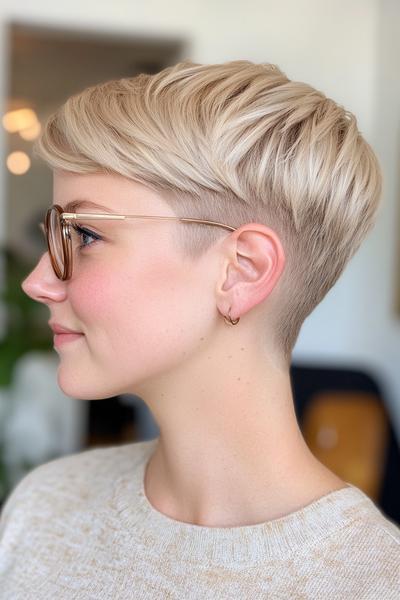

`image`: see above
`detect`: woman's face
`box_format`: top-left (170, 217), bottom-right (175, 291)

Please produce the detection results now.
top-left (22, 170), bottom-right (220, 400)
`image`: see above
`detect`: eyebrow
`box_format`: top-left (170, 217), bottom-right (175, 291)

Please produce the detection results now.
top-left (62, 199), bottom-right (114, 214)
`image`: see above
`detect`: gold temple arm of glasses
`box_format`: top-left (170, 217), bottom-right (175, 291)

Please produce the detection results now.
top-left (60, 212), bottom-right (237, 232)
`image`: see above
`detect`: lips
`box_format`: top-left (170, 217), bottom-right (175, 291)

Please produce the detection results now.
top-left (48, 321), bottom-right (83, 334)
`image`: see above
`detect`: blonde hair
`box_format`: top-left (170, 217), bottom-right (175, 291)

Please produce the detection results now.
top-left (34, 60), bottom-right (382, 367)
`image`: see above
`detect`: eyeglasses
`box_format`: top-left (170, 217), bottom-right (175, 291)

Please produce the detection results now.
top-left (39, 204), bottom-right (237, 280)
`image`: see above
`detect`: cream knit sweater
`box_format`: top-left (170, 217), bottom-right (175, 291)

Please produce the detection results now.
top-left (0, 437), bottom-right (399, 599)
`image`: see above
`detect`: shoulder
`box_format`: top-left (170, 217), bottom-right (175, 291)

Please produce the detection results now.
top-left (308, 496), bottom-right (400, 597)
top-left (341, 510), bottom-right (400, 558)
top-left (0, 437), bottom-right (157, 534)
top-left (337, 493), bottom-right (400, 548)
top-left (321, 489), bottom-right (400, 555)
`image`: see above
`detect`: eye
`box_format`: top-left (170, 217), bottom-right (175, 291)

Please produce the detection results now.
top-left (72, 224), bottom-right (102, 249)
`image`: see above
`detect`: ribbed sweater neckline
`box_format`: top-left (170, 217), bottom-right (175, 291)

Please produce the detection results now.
top-left (112, 438), bottom-right (374, 567)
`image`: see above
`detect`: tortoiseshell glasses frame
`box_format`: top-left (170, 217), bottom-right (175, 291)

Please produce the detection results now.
top-left (40, 204), bottom-right (238, 281)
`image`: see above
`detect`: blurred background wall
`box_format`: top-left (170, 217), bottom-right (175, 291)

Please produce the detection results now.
top-left (0, 0), bottom-right (399, 512)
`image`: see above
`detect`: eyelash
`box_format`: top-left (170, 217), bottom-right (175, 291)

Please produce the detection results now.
top-left (73, 224), bottom-right (102, 249)
top-left (37, 222), bottom-right (102, 250)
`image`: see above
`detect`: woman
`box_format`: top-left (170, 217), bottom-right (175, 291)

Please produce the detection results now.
top-left (1, 60), bottom-right (399, 599)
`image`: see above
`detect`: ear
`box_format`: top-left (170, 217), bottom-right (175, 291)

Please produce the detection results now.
top-left (216, 223), bottom-right (286, 322)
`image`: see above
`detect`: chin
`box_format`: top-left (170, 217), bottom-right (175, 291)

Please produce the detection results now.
top-left (56, 371), bottom-right (119, 401)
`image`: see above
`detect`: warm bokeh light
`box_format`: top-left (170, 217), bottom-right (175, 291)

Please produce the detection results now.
top-left (19, 120), bottom-right (41, 140)
top-left (6, 151), bottom-right (31, 175)
top-left (2, 108), bottom-right (38, 133)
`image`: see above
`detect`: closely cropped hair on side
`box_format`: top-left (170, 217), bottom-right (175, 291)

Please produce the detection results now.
top-left (34, 60), bottom-right (383, 366)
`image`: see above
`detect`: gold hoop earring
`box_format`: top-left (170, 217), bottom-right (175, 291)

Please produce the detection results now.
top-left (223, 307), bottom-right (240, 326)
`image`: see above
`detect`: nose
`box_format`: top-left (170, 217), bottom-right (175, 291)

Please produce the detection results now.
top-left (21, 252), bottom-right (67, 304)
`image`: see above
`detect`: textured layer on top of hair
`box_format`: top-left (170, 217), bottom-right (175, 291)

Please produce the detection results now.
top-left (34, 60), bottom-right (382, 366)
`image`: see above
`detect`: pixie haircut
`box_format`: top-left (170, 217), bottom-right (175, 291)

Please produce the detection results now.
top-left (34, 60), bottom-right (382, 367)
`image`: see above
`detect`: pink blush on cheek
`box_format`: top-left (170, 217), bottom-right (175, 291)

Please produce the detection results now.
top-left (67, 249), bottom-right (194, 346)
top-left (67, 267), bottom-right (115, 323)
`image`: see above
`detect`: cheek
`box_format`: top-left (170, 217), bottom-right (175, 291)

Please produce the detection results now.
top-left (67, 264), bottom-right (115, 323)
top-left (67, 254), bottom-right (211, 370)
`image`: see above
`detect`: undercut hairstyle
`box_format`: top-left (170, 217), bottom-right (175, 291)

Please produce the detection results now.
top-left (34, 60), bottom-right (382, 367)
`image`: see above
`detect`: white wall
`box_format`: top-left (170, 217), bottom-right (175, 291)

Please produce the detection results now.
top-left (1, 0), bottom-right (399, 436)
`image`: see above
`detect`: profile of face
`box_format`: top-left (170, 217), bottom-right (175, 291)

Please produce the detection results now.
top-left (21, 170), bottom-right (224, 400)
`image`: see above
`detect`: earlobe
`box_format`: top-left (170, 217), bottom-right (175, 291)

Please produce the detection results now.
top-left (223, 306), bottom-right (240, 326)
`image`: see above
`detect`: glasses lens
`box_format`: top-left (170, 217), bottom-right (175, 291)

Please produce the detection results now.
top-left (47, 207), bottom-right (66, 279)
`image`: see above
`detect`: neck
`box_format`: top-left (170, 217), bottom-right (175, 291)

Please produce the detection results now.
top-left (135, 343), bottom-right (345, 527)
